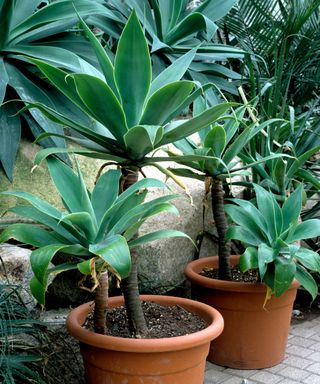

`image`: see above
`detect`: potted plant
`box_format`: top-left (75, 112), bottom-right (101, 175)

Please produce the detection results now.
top-left (0, 157), bottom-right (224, 383)
top-left (185, 183), bottom-right (320, 369)
top-left (17, 10), bottom-right (234, 340)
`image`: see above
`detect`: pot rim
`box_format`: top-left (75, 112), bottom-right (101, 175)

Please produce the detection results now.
top-left (185, 256), bottom-right (300, 293)
top-left (66, 294), bottom-right (224, 352)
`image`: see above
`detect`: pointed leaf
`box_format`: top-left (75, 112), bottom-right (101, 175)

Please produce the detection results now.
top-left (239, 247), bottom-right (259, 271)
top-left (0, 103), bottom-right (21, 181)
top-left (288, 220), bottom-right (320, 243)
top-left (124, 125), bottom-right (163, 159)
top-left (274, 257), bottom-right (296, 297)
top-left (89, 235), bottom-right (131, 278)
top-left (114, 11), bottom-right (151, 127)
top-left (161, 102), bottom-right (236, 145)
top-left (295, 265), bottom-right (317, 301)
top-left (0, 224), bottom-right (62, 247)
top-left (149, 49), bottom-right (196, 96)
top-left (72, 73), bottom-right (128, 144)
top-left (282, 185), bottom-right (303, 230)
top-left (141, 81), bottom-right (194, 125)
top-left (295, 248), bottom-right (320, 271)
top-left (78, 16), bottom-right (118, 96)
top-left (61, 212), bottom-right (97, 243)
top-left (92, 169), bottom-right (121, 225)
top-left (204, 125), bottom-right (226, 157)
top-left (47, 157), bottom-right (95, 220)
top-left (30, 244), bottom-right (69, 285)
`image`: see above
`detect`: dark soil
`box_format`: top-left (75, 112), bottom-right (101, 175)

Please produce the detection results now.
top-left (201, 265), bottom-right (260, 283)
top-left (85, 301), bottom-right (207, 338)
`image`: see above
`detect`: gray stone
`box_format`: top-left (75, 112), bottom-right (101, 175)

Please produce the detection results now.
top-left (0, 243), bottom-right (35, 307)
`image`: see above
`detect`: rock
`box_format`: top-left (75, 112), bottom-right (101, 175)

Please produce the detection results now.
top-left (0, 243), bottom-right (35, 308)
top-left (0, 139), bottom-right (104, 215)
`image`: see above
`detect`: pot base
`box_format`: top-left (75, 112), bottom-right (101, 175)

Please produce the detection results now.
top-left (67, 295), bottom-right (224, 383)
top-left (185, 256), bottom-right (299, 369)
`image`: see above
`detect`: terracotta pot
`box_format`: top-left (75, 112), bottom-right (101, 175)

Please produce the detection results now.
top-left (185, 256), bottom-right (299, 369)
top-left (67, 294), bottom-right (224, 384)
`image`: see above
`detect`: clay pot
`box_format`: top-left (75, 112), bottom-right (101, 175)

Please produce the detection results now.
top-left (185, 256), bottom-right (299, 369)
top-left (66, 294), bottom-right (224, 384)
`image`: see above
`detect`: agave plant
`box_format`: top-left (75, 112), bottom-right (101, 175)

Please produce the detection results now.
top-left (167, 100), bottom-right (286, 280)
top-left (0, 158), bottom-right (190, 336)
top-left (0, 0), bottom-right (111, 180)
top-left (90, 0), bottom-right (244, 104)
top-left (18, 10), bottom-right (235, 336)
top-left (225, 184), bottom-right (320, 301)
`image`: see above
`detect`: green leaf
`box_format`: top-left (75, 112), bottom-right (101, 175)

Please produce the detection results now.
top-left (91, 169), bottom-right (121, 225)
top-left (89, 235), bottom-right (131, 279)
top-left (0, 56), bottom-right (8, 103)
top-left (224, 204), bottom-right (267, 243)
top-left (258, 244), bottom-right (275, 280)
top-left (0, 0), bottom-right (13, 49)
top-left (129, 229), bottom-right (191, 248)
top-left (0, 103), bottom-right (21, 181)
top-left (8, 205), bottom-right (79, 243)
top-left (287, 146), bottom-right (320, 179)
top-left (197, 0), bottom-right (238, 21)
top-left (78, 16), bottom-right (118, 96)
top-left (161, 102), bottom-right (236, 145)
top-left (124, 125), bottom-right (163, 159)
top-left (30, 244), bottom-right (69, 286)
top-left (222, 127), bottom-right (251, 166)
top-left (1, 191), bottom-right (62, 219)
top-left (274, 257), bottom-right (296, 297)
top-left (61, 212), bottom-right (97, 243)
top-left (226, 226), bottom-right (261, 246)
top-left (282, 185), bottom-right (302, 230)
top-left (72, 73), bottom-right (128, 144)
top-left (288, 220), bottom-right (320, 243)
top-left (204, 125), bottom-right (226, 157)
top-left (295, 248), bottom-right (320, 271)
top-left (165, 13), bottom-right (216, 45)
top-left (140, 81), bottom-right (194, 125)
top-left (295, 264), bottom-right (317, 301)
top-left (253, 184), bottom-right (283, 240)
top-left (29, 276), bottom-right (45, 306)
top-left (0, 224), bottom-right (61, 247)
top-left (149, 49), bottom-right (196, 96)
top-left (239, 247), bottom-right (258, 271)
top-left (114, 10), bottom-right (151, 127)
top-left (77, 258), bottom-right (93, 275)
top-left (47, 157), bottom-right (95, 221)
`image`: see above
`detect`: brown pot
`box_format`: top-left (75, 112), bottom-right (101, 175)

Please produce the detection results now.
top-left (185, 256), bottom-right (299, 369)
top-left (66, 294), bottom-right (224, 384)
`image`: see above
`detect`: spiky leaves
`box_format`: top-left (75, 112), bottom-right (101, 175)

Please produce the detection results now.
top-left (0, 158), bottom-right (190, 306)
top-left (225, 184), bottom-right (320, 300)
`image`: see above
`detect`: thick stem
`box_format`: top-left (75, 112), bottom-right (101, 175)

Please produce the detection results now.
top-left (120, 251), bottom-right (148, 338)
top-left (119, 167), bottom-right (149, 338)
top-left (211, 179), bottom-right (232, 281)
top-left (94, 271), bottom-right (108, 335)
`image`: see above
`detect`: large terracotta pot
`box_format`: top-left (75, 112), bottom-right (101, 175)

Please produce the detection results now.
top-left (185, 256), bottom-right (299, 369)
top-left (67, 294), bottom-right (224, 384)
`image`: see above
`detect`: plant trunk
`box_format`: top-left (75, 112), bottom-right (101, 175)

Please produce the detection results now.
top-left (94, 271), bottom-right (109, 334)
top-left (211, 179), bottom-right (232, 281)
top-left (119, 167), bottom-right (149, 338)
top-left (120, 251), bottom-right (148, 337)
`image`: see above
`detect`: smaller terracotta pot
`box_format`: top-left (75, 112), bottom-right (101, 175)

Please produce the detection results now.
top-left (67, 295), bottom-right (224, 384)
top-left (185, 256), bottom-right (299, 369)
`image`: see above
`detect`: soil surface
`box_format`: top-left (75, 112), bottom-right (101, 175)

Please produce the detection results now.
top-left (201, 266), bottom-right (259, 283)
top-left (85, 301), bottom-right (207, 338)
